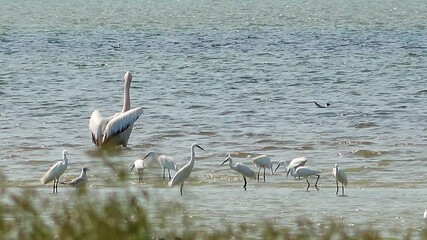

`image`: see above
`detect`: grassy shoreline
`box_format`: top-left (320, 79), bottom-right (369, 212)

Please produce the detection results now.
top-left (0, 186), bottom-right (426, 240)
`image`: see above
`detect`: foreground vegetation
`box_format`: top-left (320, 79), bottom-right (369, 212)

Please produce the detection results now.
top-left (0, 164), bottom-right (426, 240)
top-left (0, 187), bottom-right (425, 240)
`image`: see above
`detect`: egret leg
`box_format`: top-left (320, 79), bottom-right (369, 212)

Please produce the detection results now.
top-left (263, 168), bottom-right (266, 182)
top-left (168, 169), bottom-right (171, 180)
top-left (162, 168), bottom-right (166, 180)
top-left (55, 179), bottom-right (59, 193)
top-left (341, 183), bottom-right (345, 196)
top-left (314, 175), bottom-right (320, 190)
top-left (257, 167), bottom-right (261, 181)
top-left (138, 170), bottom-right (143, 182)
top-left (243, 176), bottom-right (247, 191)
top-left (306, 179), bottom-right (310, 191)
top-left (180, 182), bottom-right (184, 196)
top-left (335, 181), bottom-right (339, 195)
top-left (52, 180), bottom-right (56, 193)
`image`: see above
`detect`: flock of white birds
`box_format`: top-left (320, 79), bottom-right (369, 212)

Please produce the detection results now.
top-left (40, 144), bottom-right (348, 197)
top-left (40, 71), bottom-right (349, 195)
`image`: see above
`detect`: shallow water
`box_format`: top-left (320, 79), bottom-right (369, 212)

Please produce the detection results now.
top-left (1, 0), bottom-right (427, 237)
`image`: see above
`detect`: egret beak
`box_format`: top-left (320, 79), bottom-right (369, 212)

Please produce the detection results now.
top-left (286, 168), bottom-right (290, 177)
top-left (274, 162), bottom-right (281, 172)
top-left (143, 152), bottom-right (151, 160)
top-left (221, 159), bottom-right (228, 166)
top-left (196, 145), bottom-right (205, 151)
top-left (131, 164), bottom-right (135, 171)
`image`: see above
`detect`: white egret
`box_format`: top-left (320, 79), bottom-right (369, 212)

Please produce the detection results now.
top-left (131, 159), bottom-right (145, 182)
top-left (143, 150), bottom-right (178, 180)
top-left (314, 101), bottom-right (330, 108)
top-left (290, 166), bottom-right (321, 191)
top-left (168, 143), bottom-right (205, 196)
top-left (61, 167), bottom-right (89, 190)
top-left (423, 206), bottom-right (427, 219)
top-left (89, 71), bottom-right (144, 148)
top-left (40, 150), bottom-right (69, 193)
top-left (252, 155), bottom-right (273, 182)
top-left (332, 164), bottom-right (348, 195)
top-left (274, 157), bottom-right (307, 177)
top-left (221, 153), bottom-right (256, 191)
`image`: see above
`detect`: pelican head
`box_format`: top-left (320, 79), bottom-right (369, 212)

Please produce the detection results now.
top-left (124, 71), bottom-right (132, 83)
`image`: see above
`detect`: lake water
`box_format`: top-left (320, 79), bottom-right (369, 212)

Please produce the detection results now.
top-left (1, 0), bottom-right (426, 237)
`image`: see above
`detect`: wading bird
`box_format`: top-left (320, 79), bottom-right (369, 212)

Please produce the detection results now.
top-left (143, 150), bottom-right (178, 180)
top-left (168, 143), bottom-right (205, 196)
top-left (40, 150), bottom-right (69, 193)
top-left (274, 157), bottom-right (308, 177)
top-left (61, 167), bottom-right (89, 190)
top-left (252, 155), bottom-right (273, 182)
top-left (89, 71), bottom-right (144, 148)
top-left (131, 159), bottom-right (145, 182)
top-left (221, 154), bottom-right (256, 190)
top-left (290, 166), bottom-right (321, 191)
top-left (332, 164), bottom-right (348, 195)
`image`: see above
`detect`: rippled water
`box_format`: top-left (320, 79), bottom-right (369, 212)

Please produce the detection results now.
top-left (1, 0), bottom-right (427, 237)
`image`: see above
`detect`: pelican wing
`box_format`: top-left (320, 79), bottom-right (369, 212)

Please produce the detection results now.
top-left (89, 110), bottom-right (110, 146)
top-left (102, 107), bottom-right (144, 143)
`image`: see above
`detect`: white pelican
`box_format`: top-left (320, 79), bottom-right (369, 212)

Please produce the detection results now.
top-left (168, 143), bottom-right (205, 196)
top-left (89, 71), bottom-right (144, 148)
top-left (40, 150), bottom-right (69, 193)
top-left (290, 166), bottom-right (321, 191)
top-left (332, 164), bottom-right (348, 195)
top-left (143, 150), bottom-right (178, 180)
top-left (252, 155), bottom-right (273, 182)
top-left (274, 157), bottom-right (308, 177)
top-left (131, 159), bottom-right (145, 182)
top-left (61, 167), bottom-right (89, 190)
top-left (222, 153), bottom-right (256, 191)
